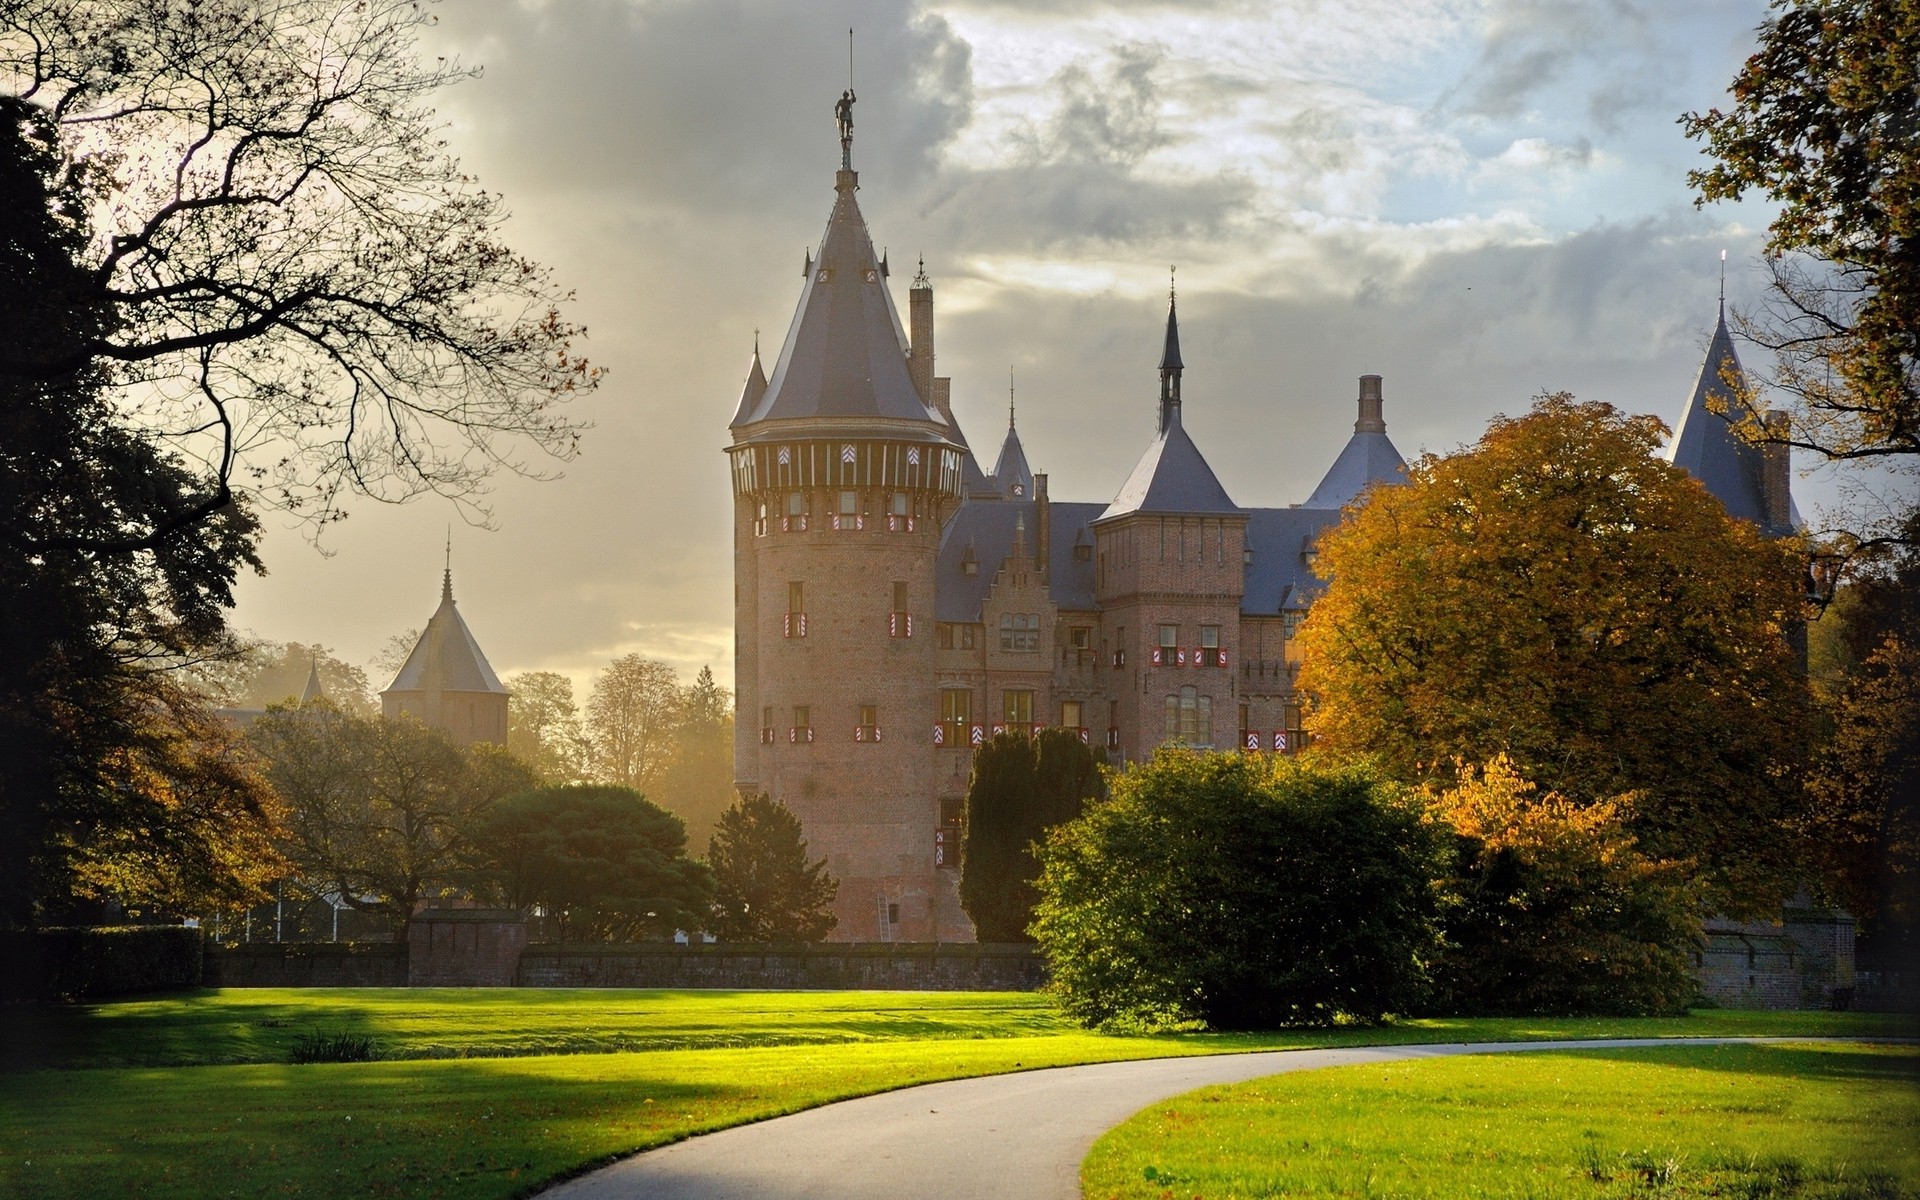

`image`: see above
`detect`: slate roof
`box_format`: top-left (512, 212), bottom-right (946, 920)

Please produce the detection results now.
top-left (1666, 310), bottom-right (1796, 537)
top-left (737, 167), bottom-right (943, 428)
top-left (728, 342), bottom-right (768, 429)
top-left (299, 658), bottom-right (325, 704)
top-left (936, 500), bottom-right (1105, 622)
top-left (1099, 298), bottom-right (1240, 520)
top-left (1304, 431), bottom-right (1406, 510)
top-left (383, 571), bottom-right (508, 696)
top-left (1241, 507), bottom-right (1342, 615)
top-left (991, 422), bottom-right (1035, 499)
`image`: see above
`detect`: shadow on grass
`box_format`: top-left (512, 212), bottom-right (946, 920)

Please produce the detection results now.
top-left (1555, 1042), bottom-right (1920, 1089)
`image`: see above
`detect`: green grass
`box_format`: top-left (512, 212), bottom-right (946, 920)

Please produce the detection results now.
top-left (5, 987), bottom-right (1908, 1071)
top-left (1084, 1041), bottom-right (1920, 1200)
top-left (0, 990), bottom-right (1910, 1200)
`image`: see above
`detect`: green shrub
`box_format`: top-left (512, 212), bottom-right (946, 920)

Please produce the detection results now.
top-left (288, 1029), bottom-right (380, 1064)
top-left (959, 729), bottom-right (1104, 943)
top-left (0, 924), bottom-right (204, 1002)
top-left (1031, 751), bottom-right (1443, 1030)
top-left (1428, 758), bottom-right (1702, 1016)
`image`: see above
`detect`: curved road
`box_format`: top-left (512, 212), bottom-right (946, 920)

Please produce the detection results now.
top-left (536, 1037), bottom-right (1818, 1200)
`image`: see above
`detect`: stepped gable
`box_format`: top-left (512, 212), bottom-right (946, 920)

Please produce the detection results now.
top-left (1098, 291), bottom-right (1241, 521)
top-left (736, 156), bottom-right (943, 430)
top-left (1666, 304), bottom-right (1797, 537)
top-left (937, 499), bottom-right (1104, 621)
top-left (383, 567), bottom-right (507, 698)
top-left (1304, 374), bottom-right (1407, 510)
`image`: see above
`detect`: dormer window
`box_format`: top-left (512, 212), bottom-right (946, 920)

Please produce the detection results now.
top-left (1074, 542), bottom-right (1092, 562)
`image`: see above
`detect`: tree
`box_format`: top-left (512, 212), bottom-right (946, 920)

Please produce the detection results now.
top-left (1683, 0), bottom-right (1919, 549)
top-left (1804, 634), bottom-right (1920, 930)
top-left (1428, 758), bottom-right (1700, 1017)
top-left (585, 655), bottom-right (683, 793)
top-left (1296, 394), bottom-right (1812, 915)
top-left (707, 793), bottom-right (838, 943)
top-left (959, 729), bottom-right (1103, 943)
top-left (652, 666), bottom-right (736, 850)
top-left (0, 94), bottom-right (268, 927)
top-left (0, 0), bottom-right (596, 541)
top-left (198, 640), bottom-right (376, 716)
top-left (1031, 751), bottom-right (1442, 1031)
top-left (465, 784), bottom-right (713, 942)
top-left (505, 670), bottom-right (589, 784)
top-left (248, 706), bottom-right (535, 937)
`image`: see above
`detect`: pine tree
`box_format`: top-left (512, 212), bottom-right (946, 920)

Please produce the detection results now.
top-left (707, 794), bottom-right (837, 943)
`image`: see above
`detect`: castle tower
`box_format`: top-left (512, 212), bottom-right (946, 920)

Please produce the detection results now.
top-left (1667, 297), bottom-right (1796, 538)
top-left (380, 560), bottom-right (510, 746)
top-left (1303, 375), bottom-right (1408, 510)
top-left (727, 96), bottom-right (971, 941)
top-left (1092, 288), bottom-right (1248, 761)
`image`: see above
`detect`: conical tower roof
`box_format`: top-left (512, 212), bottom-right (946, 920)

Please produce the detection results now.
top-left (991, 377), bottom-right (1035, 498)
top-left (728, 337), bottom-right (769, 428)
top-left (1099, 294), bottom-right (1239, 520)
top-left (735, 149), bottom-right (943, 429)
top-left (299, 656), bottom-right (326, 705)
top-left (1666, 307), bottom-right (1791, 535)
top-left (382, 567), bottom-right (507, 697)
top-left (1304, 375), bottom-right (1407, 509)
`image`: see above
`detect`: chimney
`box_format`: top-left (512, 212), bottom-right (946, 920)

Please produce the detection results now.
top-left (909, 259), bottom-right (934, 406)
top-left (1762, 410), bottom-right (1792, 531)
top-left (1034, 473), bottom-right (1050, 576)
top-left (1356, 375), bottom-right (1386, 433)
top-left (932, 376), bottom-right (954, 422)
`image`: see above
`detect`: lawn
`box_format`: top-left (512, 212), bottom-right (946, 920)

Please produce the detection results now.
top-left (1084, 1041), bottom-right (1920, 1199)
top-left (0, 990), bottom-right (1910, 1200)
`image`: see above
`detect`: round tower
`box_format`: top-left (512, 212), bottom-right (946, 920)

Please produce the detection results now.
top-left (726, 101), bottom-right (967, 941)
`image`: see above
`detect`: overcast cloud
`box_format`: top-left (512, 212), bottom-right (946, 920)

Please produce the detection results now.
top-left (232, 0), bottom-right (1797, 696)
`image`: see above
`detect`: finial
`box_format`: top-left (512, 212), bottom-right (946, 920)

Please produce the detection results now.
top-left (753, 327), bottom-right (760, 356)
top-left (442, 529), bottom-right (453, 604)
top-left (835, 40), bottom-right (857, 173)
top-left (1718, 248), bottom-right (1727, 322)
top-left (1170, 264), bottom-right (1177, 305)
top-left (1009, 366), bottom-right (1016, 430)
top-left (913, 254), bottom-right (929, 288)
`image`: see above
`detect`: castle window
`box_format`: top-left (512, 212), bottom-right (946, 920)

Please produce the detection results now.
top-left (1239, 703), bottom-right (1251, 751)
top-left (1281, 702), bottom-right (1305, 754)
top-left (1076, 542), bottom-right (1093, 562)
top-left (1164, 686), bottom-right (1211, 747)
top-left (784, 582), bottom-right (806, 638)
top-left (755, 501), bottom-right (768, 537)
top-left (1003, 689), bottom-right (1034, 727)
top-left (856, 704), bottom-right (881, 742)
top-left (1059, 700), bottom-right (1083, 732)
top-left (1282, 611), bottom-right (1302, 640)
top-left (789, 706), bottom-right (813, 744)
top-left (1201, 625), bottom-right (1223, 667)
top-left (890, 582), bottom-right (912, 638)
top-left (1000, 613), bottom-right (1040, 652)
top-left (939, 689), bottom-right (973, 747)
top-left (888, 491), bottom-right (913, 532)
top-left (784, 491), bottom-right (808, 532)
top-left (939, 623), bottom-right (977, 650)
top-left (840, 490), bottom-right (857, 514)
top-left (833, 490), bottom-right (863, 531)
top-left (761, 706), bottom-right (775, 745)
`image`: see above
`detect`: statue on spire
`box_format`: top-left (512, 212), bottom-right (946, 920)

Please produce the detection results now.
top-left (836, 89), bottom-right (857, 168)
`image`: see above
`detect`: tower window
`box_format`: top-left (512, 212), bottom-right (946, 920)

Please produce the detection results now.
top-left (857, 704), bottom-right (880, 742)
top-left (999, 613), bottom-right (1040, 652)
top-left (1059, 700), bottom-right (1083, 731)
top-left (790, 706), bottom-right (812, 744)
top-left (889, 581), bottom-right (912, 638)
top-left (940, 689), bottom-right (973, 747)
top-left (784, 582), bottom-right (806, 638)
top-left (839, 490), bottom-right (857, 514)
top-left (1164, 686), bottom-right (1212, 747)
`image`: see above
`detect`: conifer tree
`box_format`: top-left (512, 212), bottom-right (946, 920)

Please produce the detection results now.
top-left (959, 729), bottom-right (1103, 943)
top-left (707, 793), bottom-right (837, 943)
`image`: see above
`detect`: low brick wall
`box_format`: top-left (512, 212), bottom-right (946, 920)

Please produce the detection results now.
top-left (408, 909), bottom-right (526, 987)
top-left (204, 942), bottom-right (408, 988)
top-left (1696, 908), bottom-right (1856, 1010)
top-left (516, 942), bottom-right (1047, 991)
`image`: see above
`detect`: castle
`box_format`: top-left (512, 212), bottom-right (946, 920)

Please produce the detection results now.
top-left (728, 101), bottom-right (1800, 945)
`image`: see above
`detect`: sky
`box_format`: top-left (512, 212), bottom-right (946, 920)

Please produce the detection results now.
top-left (229, 0), bottom-right (1798, 696)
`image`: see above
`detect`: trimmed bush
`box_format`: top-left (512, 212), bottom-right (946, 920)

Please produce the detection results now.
top-left (1031, 751), bottom-right (1443, 1030)
top-left (0, 924), bottom-right (205, 1002)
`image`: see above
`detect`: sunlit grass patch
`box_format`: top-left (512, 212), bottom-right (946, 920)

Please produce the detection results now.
top-left (1084, 1041), bottom-right (1920, 1199)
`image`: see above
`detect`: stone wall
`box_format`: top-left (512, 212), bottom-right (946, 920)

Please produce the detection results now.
top-left (516, 942), bottom-right (1046, 991)
top-left (407, 909), bottom-right (526, 987)
top-left (204, 942), bottom-right (407, 988)
top-left (1697, 908), bottom-right (1856, 1010)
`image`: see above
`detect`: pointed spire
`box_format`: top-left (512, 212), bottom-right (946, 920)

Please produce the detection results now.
top-left (1669, 287), bottom-right (1790, 535)
top-left (1159, 268), bottom-right (1183, 433)
top-left (1009, 366), bottom-right (1017, 430)
top-left (1304, 375), bottom-right (1406, 509)
top-left (442, 531), bottom-right (453, 604)
top-left (1719, 248), bottom-right (1727, 325)
top-left (729, 334), bottom-right (770, 427)
top-left (300, 653), bottom-right (325, 705)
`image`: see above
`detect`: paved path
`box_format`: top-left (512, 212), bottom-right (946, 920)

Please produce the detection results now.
top-left (536, 1037), bottom-right (1814, 1200)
